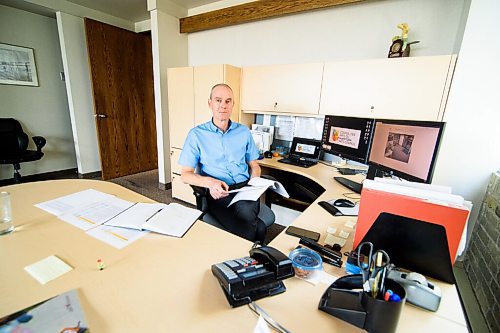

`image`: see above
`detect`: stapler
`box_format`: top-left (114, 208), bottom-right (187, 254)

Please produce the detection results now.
top-left (388, 270), bottom-right (442, 311)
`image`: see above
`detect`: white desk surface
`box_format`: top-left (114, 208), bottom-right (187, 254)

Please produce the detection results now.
top-left (0, 163), bottom-right (468, 332)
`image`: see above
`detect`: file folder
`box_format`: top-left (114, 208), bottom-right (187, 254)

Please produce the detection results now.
top-left (354, 187), bottom-right (469, 264)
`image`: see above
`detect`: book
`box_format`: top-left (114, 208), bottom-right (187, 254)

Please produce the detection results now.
top-left (0, 289), bottom-right (90, 332)
top-left (228, 177), bottom-right (289, 206)
top-left (105, 202), bottom-right (202, 237)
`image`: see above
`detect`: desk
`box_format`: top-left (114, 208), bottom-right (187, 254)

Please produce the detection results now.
top-left (0, 174), bottom-right (467, 332)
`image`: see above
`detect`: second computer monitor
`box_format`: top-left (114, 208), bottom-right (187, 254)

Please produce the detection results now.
top-left (367, 119), bottom-right (445, 183)
top-left (321, 115), bottom-right (375, 164)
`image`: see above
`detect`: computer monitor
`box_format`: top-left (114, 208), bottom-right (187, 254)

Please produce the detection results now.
top-left (367, 119), bottom-right (445, 183)
top-left (289, 137), bottom-right (321, 161)
top-left (321, 115), bottom-right (375, 164)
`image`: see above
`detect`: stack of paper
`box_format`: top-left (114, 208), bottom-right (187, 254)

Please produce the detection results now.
top-left (35, 190), bottom-right (202, 249)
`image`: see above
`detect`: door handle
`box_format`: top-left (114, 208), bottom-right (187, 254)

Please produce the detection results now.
top-left (94, 114), bottom-right (107, 118)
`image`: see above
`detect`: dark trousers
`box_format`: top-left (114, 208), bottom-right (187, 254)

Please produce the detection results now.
top-left (207, 181), bottom-right (267, 243)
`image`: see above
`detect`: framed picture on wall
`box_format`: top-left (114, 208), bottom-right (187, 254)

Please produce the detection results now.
top-left (0, 43), bottom-right (39, 86)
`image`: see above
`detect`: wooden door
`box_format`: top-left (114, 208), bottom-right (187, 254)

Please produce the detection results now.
top-left (84, 18), bottom-right (157, 180)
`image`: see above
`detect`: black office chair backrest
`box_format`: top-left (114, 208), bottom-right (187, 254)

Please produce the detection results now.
top-left (0, 118), bottom-right (29, 154)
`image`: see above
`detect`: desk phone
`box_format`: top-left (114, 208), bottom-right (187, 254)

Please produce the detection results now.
top-left (211, 246), bottom-right (294, 307)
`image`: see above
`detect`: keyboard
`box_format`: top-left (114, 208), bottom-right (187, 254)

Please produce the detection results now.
top-left (278, 157), bottom-right (317, 168)
top-left (334, 177), bottom-right (363, 194)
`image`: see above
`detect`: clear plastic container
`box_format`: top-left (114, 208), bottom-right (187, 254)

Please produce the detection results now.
top-left (289, 248), bottom-right (323, 278)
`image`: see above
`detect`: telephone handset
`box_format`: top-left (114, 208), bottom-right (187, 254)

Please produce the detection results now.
top-left (211, 246), bottom-right (294, 307)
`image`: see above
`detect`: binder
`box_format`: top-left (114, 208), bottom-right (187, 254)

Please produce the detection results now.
top-left (354, 185), bottom-right (469, 264)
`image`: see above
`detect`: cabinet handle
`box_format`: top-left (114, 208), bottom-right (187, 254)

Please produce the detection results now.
top-left (274, 102), bottom-right (278, 109)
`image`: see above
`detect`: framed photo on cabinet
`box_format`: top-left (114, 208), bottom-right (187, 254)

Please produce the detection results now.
top-left (0, 43), bottom-right (39, 86)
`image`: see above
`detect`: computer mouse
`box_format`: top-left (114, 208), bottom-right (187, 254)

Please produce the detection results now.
top-left (264, 151), bottom-right (273, 158)
top-left (333, 198), bottom-right (356, 208)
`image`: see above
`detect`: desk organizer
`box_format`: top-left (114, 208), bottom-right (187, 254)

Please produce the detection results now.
top-left (319, 274), bottom-right (406, 333)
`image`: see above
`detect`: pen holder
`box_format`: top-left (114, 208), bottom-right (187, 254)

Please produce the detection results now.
top-left (319, 275), bottom-right (406, 333)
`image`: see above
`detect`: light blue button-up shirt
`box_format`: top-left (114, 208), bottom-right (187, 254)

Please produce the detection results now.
top-left (178, 120), bottom-right (259, 185)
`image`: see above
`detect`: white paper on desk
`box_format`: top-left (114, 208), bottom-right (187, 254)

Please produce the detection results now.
top-left (254, 315), bottom-right (272, 333)
top-left (24, 255), bottom-right (72, 284)
top-left (364, 179), bottom-right (464, 206)
top-left (145, 203), bottom-right (202, 237)
top-left (35, 189), bottom-right (115, 216)
top-left (85, 225), bottom-right (148, 249)
top-left (104, 202), bottom-right (167, 230)
top-left (59, 197), bottom-right (135, 230)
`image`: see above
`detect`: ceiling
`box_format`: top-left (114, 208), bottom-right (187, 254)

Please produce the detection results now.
top-left (0, 0), bottom-right (220, 22)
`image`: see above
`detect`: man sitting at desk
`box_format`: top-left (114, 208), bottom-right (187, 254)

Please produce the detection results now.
top-left (178, 83), bottom-right (266, 243)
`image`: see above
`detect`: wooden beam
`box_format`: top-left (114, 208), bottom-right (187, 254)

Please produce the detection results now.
top-left (180, 0), bottom-right (366, 33)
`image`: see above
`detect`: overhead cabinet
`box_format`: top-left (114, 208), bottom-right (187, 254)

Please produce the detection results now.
top-left (319, 55), bottom-right (456, 121)
top-left (240, 62), bottom-right (323, 115)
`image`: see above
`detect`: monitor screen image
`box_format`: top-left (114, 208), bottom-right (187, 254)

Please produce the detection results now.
top-left (321, 115), bottom-right (374, 163)
top-left (367, 119), bottom-right (445, 183)
top-left (289, 137), bottom-right (321, 160)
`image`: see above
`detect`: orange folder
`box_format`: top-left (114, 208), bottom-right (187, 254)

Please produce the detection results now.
top-left (354, 188), bottom-right (469, 263)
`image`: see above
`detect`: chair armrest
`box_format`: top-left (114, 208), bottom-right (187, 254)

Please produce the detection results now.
top-left (190, 185), bottom-right (209, 212)
top-left (32, 136), bottom-right (46, 152)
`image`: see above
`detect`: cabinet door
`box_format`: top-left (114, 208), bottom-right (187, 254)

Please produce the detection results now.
top-left (172, 174), bottom-right (196, 205)
top-left (170, 148), bottom-right (183, 174)
top-left (320, 60), bottom-right (378, 118)
top-left (194, 65), bottom-right (224, 125)
top-left (370, 56), bottom-right (455, 121)
top-left (241, 63), bottom-right (323, 114)
top-left (167, 67), bottom-right (194, 149)
top-left (320, 55), bottom-right (455, 121)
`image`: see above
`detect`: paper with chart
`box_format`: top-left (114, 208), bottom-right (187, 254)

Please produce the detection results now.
top-left (35, 189), bottom-right (116, 216)
top-left (228, 177), bottom-right (289, 206)
top-left (58, 197), bottom-right (135, 230)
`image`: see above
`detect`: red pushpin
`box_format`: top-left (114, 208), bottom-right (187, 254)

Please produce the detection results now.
top-left (97, 259), bottom-right (105, 271)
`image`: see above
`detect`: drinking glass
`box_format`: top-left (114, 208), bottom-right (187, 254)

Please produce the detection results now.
top-left (0, 192), bottom-right (14, 235)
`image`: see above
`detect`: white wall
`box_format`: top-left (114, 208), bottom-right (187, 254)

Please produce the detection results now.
top-left (56, 11), bottom-right (101, 175)
top-left (150, 8), bottom-right (188, 185)
top-left (0, 5), bottom-right (77, 180)
top-left (433, 0), bottom-right (500, 234)
top-left (188, 0), bottom-right (467, 66)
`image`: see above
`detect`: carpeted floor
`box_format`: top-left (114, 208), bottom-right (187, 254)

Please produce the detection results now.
top-left (110, 169), bottom-right (285, 244)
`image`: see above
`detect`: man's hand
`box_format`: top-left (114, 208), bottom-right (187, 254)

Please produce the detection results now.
top-left (206, 177), bottom-right (229, 199)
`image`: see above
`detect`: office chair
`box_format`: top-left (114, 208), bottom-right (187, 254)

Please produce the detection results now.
top-left (0, 118), bottom-right (47, 183)
top-left (190, 176), bottom-right (277, 243)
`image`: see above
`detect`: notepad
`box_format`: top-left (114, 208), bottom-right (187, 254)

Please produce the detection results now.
top-left (24, 255), bottom-right (72, 284)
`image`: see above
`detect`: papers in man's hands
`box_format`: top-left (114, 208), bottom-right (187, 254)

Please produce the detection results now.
top-left (228, 177), bottom-right (289, 206)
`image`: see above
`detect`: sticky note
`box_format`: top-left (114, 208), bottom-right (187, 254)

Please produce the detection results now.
top-left (326, 226), bottom-right (337, 234)
top-left (24, 255), bottom-right (73, 285)
top-left (344, 220), bottom-right (356, 229)
top-left (339, 230), bottom-right (350, 239)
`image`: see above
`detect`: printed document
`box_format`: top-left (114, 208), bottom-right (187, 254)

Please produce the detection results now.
top-left (228, 177), bottom-right (289, 206)
top-left (105, 202), bottom-right (202, 237)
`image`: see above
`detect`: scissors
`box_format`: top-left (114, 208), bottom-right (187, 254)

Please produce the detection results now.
top-left (357, 242), bottom-right (391, 294)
